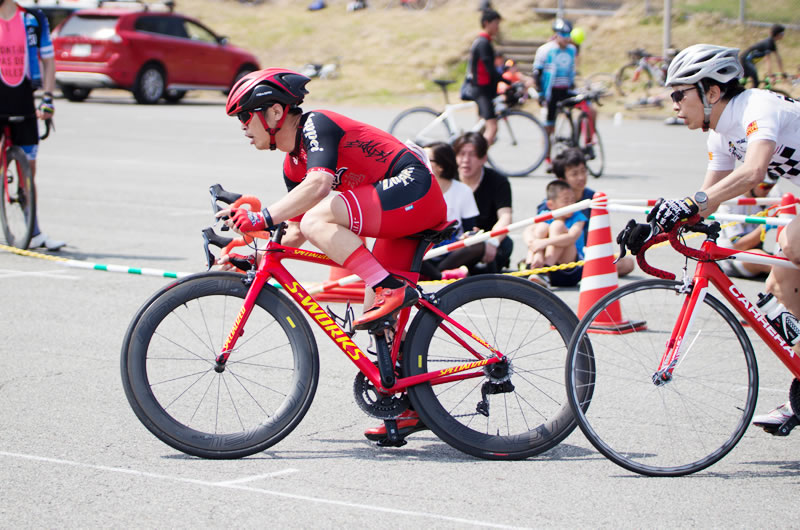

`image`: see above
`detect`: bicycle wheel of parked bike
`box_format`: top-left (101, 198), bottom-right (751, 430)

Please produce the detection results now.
top-left (615, 63), bottom-right (654, 97)
top-left (565, 279), bottom-right (758, 476)
top-left (0, 145), bottom-right (36, 249)
top-left (551, 110), bottom-right (575, 159)
top-left (576, 112), bottom-right (604, 177)
top-left (488, 110), bottom-right (549, 177)
top-left (403, 275), bottom-right (587, 460)
top-left (388, 107), bottom-right (451, 146)
top-left (121, 272), bottom-right (320, 459)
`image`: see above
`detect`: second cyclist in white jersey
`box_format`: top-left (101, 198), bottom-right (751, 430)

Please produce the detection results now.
top-left (646, 44), bottom-right (800, 434)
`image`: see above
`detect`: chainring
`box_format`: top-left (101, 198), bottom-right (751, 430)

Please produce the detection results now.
top-left (353, 365), bottom-right (408, 419)
top-left (789, 378), bottom-right (800, 419)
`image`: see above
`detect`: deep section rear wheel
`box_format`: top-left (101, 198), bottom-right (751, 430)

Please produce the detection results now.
top-left (488, 110), bottom-right (549, 176)
top-left (388, 107), bottom-right (451, 146)
top-left (121, 273), bottom-right (320, 459)
top-left (0, 146), bottom-right (36, 249)
top-left (565, 279), bottom-right (758, 476)
top-left (403, 275), bottom-right (585, 459)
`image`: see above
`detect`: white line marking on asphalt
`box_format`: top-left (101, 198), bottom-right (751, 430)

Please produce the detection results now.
top-left (0, 269), bottom-right (79, 280)
top-left (0, 451), bottom-right (526, 529)
top-left (214, 469), bottom-right (298, 485)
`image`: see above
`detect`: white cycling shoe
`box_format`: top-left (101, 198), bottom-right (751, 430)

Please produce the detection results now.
top-left (752, 401), bottom-right (795, 434)
top-left (29, 232), bottom-right (66, 251)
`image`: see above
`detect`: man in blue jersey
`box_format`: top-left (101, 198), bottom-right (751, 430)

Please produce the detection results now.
top-left (533, 18), bottom-right (596, 171)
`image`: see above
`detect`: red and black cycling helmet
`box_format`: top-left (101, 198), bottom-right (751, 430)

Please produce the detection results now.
top-left (226, 68), bottom-right (310, 116)
top-left (226, 68), bottom-right (310, 150)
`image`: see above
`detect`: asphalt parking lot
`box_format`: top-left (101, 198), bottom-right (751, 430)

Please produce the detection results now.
top-left (2, 91), bottom-right (800, 527)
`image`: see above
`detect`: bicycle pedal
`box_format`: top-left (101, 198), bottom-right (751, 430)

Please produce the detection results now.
top-left (375, 419), bottom-right (407, 447)
top-left (773, 415), bottom-right (799, 437)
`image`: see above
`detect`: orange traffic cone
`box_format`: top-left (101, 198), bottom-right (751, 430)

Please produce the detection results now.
top-left (578, 192), bottom-right (646, 334)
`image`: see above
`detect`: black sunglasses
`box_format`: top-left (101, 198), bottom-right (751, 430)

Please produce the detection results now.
top-left (670, 87), bottom-right (696, 104)
top-left (237, 108), bottom-right (264, 125)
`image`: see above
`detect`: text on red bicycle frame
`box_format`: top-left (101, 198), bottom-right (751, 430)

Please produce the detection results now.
top-left (729, 283), bottom-right (795, 357)
top-left (285, 281), bottom-right (363, 361)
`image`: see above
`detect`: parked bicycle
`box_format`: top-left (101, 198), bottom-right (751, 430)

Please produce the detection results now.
top-left (388, 80), bottom-right (549, 177)
top-left (615, 48), bottom-right (668, 98)
top-left (120, 184), bottom-right (585, 459)
top-left (0, 114), bottom-right (52, 249)
top-left (552, 89), bottom-right (605, 177)
top-left (565, 215), bottom-right (800, 476)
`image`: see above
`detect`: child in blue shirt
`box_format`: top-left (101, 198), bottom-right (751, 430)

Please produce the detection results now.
top-left (523, 179), bottom-right (587, 286)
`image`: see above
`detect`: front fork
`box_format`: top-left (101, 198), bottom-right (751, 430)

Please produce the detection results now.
top-left (652, 275), bottom-right (708, 386)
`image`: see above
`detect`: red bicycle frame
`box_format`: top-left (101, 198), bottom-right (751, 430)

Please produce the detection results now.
top-left (212, 239), bottom-right (507, 394)
top-left (645, 227), bottom-right (800, 381)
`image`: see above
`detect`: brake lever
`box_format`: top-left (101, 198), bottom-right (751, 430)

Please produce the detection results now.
top-left (209, 183), bottom-right (243, 213)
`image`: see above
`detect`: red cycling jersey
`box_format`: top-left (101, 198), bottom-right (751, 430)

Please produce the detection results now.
top-left (282, 110), bottom-right (447, 272)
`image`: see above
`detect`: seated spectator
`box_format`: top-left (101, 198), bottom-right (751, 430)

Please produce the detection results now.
top-left (535, 148), bottom-right (635, 277)
top-left (420, 142), bottom-right (479, 280)
top-left (434, 132), bottom-right (513, 275)
top-left (717, 174), bottom-right (778, 278)
top-left (522, 179), bottom-right (586, 287)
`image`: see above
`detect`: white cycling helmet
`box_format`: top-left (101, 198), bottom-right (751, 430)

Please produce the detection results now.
top-left (666, 44), bottom-right (743, 86)
top-left (666, 44), bottom-right (743, 131)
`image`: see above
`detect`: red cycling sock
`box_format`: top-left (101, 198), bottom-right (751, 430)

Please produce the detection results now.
top-left (343, 245), bottom-right (390, 288)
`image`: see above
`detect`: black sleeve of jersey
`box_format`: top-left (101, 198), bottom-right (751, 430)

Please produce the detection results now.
top-left (283, 173), bottom-right (301, 192)
top-left (301, 111), bottom-right (345, 172)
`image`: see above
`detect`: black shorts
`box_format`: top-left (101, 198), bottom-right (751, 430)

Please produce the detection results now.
top-left (1, 81), bottom-right (39, 149)
top-left (546, 87), bottom-right (574, 126)
top-left (474, 86), bottom-right (497, 120)
top-left (7, 116), bottom-right (40, 148)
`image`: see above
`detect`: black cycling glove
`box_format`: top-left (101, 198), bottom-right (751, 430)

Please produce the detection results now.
top-left (647, 197), bottom-right (699, 232)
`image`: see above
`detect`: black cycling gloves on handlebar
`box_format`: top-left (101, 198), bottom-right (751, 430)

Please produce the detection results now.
top-left (647, 197), bottom-right (699, 232)
top-left (616, 219), bottom-right (657, 259)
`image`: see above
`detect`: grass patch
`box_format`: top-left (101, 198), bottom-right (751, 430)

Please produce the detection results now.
top-left (180, 0), bottom-right (800, 109)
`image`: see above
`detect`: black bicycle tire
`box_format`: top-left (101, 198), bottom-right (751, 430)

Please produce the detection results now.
top-left (387, 106), bottom-right (451, 146)
top-left (551, 108), bottom-right (576, 160)
top-left (615, 63), bottom-right (653, 97)
top-left (487, 109), bottom-right (549, 177)
top-left (0, 145), bottom-right (36, 249)
top-left (121, 272), bottom-right (320, 459)
top-left (566, 279), bottom-right (758, 477)
top-left (577, 112), bottom-right (605, 178)
top-left (403, 274), bottom-right (586, 460)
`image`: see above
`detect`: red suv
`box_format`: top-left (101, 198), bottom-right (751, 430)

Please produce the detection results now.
top-left (52, 8), bottom-right (260, 104)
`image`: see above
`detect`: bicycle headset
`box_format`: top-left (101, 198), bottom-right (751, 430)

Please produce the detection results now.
top-left (665, 44), bottom-right (743, 131)
top-left (226, 68), bottom-right (311, 151)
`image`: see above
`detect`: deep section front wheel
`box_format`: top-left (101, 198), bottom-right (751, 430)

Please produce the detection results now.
top-left (388, 107), bottom-right (451, 146)
top-left (403, 275), bottom-right (586, 460)
top-left (488, 109), bottom-right (549, 176)
top-left (566, 279), bottom-right (758, 476)
top-left (0, 146), bottom-right (36, 249)
top-left (121, 273), bottom-right (320, 459)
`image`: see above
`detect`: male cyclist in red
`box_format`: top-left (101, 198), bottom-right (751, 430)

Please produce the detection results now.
top-left (218, 68), bottom-right (447, 331)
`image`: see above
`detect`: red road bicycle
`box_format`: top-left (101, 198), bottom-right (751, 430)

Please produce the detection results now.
top-left (565, 216), bottom-right (800, 476)
top-left (120, 185), bottom-right (587, 459)
top-left (0, 115), bottom-right (51, 249)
